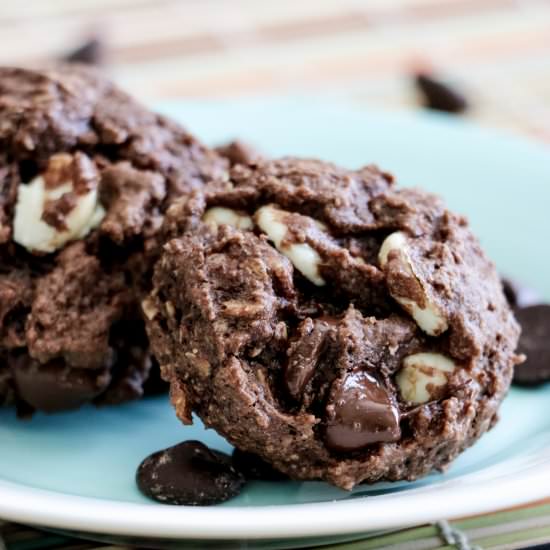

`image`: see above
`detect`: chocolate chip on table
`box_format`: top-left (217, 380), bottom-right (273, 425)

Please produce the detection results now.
top-left (232, 448), bottom-right (288, 481)
top-left (415, 73), bottom-right (468, 114)
top-left (136, 441), bottom-right (245, 506)
top-left (513, 305), bottom-right (550, 386)
top-left (501, 277), bottom-right (541, 309)
top-left (324, 370), bottom-right (401, 452)
top-left (63, 37), bottom-right (104, 65)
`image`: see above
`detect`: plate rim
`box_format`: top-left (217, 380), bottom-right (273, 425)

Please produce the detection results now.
top-left (0, 463), bottom-right (549, 539)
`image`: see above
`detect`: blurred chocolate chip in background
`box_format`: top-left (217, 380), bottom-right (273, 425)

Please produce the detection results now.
top-left (415, 72), bottom-right (468, 114)
top-left (502, 277), bottom-right (542, 309)
top-left (63, 36), bottom-right (104, 65)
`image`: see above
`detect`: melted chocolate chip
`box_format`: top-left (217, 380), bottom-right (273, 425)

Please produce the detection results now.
top-left (502, 278), bottom-right (541, 309)
top-left (136, 441), bottom-right (245, 506)
top-left (415, 73), bottom-right (468, 114)
top-left (63, 37), bottom-right (104, 65)
top-left (232, 448), bottom-right (288, 481)
top-left (325, 370), bottom-right (401, 452)
top-left (513, 305), bottom-right (550, 386)
top-left (13, 357), bottom-right (111, 413)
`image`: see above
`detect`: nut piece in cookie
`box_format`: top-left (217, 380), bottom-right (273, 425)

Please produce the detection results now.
top-left (203, 207), bottom-right (253, 230)
top-left (396, 352), bottom-right (456, 404)
top-left (379, 231), bottom-right (448, 336)
top-left (145, 157), bottom-right (520, 490)
top-left (255, 204), bottom-right (326, 286)
top-left (13, 153), bottom-right (105, 253)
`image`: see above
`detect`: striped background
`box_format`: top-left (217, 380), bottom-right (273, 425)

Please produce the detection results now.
top-left (1, 0), bottom-right (550, 141)
top-left (1, 0), bottom-right (549, 548)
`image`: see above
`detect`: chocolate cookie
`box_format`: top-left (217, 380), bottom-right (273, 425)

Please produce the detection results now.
top-left (0, 65), bottom-right (228, 414)
top-left (145, 158), bottom-right (521, 490)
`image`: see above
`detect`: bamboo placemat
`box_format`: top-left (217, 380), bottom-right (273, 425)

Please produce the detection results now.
top-left (0, 1), bottom-right (549, 548)
top-left (2, 502), bottom-right (550, 549)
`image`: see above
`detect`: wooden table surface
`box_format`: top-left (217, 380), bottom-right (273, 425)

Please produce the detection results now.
top-left (1, 0), bottom-right (550, 141)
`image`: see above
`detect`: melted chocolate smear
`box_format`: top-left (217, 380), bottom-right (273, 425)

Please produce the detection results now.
top-left (136, 441), bottom-right (245, 506)
top-left (325, 370), bottom-right (401, 452)
top-left (415, 73), bottom-right (468, 114)
top-left (63, 37), bottom-right (104, 65)
top-left (513, 305), bottom-right (550, 386)
top-left (232, 448), bottom-right (288, 481)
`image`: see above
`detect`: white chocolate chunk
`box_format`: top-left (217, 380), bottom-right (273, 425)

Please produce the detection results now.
top-left (399, 297), bottom-right (448, 337)
top-left (13, 176), bottom-right (105, 253)
top-left (396, 352), bottom-right (456, 404)
top-left (255, 205), bottom-right (287, 243)
top-left (141, 298), bottom-right (159, 321)
top-left (254, 204), bottom-right (325, 286)
top-left (378, 231), bottom-right (408, 267)
top-left (378, 232), bottom-right (448, 336)
top-left (284, 243), bottom-right (326, 286)
top-left (203, 207), bottom-right (253, 230)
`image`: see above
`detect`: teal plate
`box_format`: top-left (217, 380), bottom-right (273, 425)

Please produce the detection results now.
top-left (1, 99), bottom-right (549, 549)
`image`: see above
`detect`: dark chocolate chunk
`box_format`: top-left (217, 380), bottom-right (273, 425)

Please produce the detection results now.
top-left (513, 305), bottom-right (550, 386)
top-left (502, 278), bottom-right (542, 309)
top-left (63, 37), bottom-right (104, 65)
top-left (284, 317), bottom-right (331, 400)
top-left (415, 73), bottom-right (468, 114)
top-left (325, 370), bottom-right (401, 452)
top-left (136, 441), bottom-right (245, 506)
top-left (13, 356), bottom-right (111, 413)
top-left (232, 448), bottom-right (288, 481)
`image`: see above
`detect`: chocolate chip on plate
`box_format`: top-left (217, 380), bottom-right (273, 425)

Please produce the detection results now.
top-left (501, 277), bottom-right (541, 309)
top-left (232, 448), bottom-right (288, 481)
top-left (136, 441), bottom-right (245, 505)
top-left (415, 73), bottom-right (468, 114)
top-left (63, 37), bottom-right (104, 65)
top-left (513, 305), bottom-right (550, 386)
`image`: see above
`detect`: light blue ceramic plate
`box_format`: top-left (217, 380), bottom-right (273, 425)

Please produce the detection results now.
top-left (1, 99), bottom-right (549, 549)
